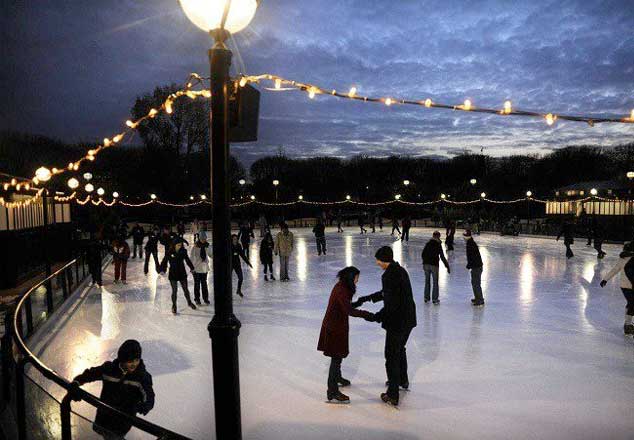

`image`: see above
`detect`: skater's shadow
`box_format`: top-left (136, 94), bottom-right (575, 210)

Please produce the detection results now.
top-left (246, 421), bottom-right (419, 440)
top-left (139, 339), bottom-right (193, 376)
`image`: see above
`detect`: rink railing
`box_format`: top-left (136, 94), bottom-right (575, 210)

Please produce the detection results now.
top-left (4, 256), bottom-right (191, 440)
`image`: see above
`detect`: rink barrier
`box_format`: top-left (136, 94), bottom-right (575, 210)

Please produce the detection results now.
top-left (6, 256), bottom-right (192, 440)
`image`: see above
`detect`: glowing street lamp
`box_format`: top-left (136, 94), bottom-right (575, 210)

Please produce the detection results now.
top-left (298, 195), bottom-right (304, 200)
top-left (112, 192), bottom-right (119, 198)
top-left (627, 171), bottom-right (634, 180)
top-left (470, 178), bottom-right (477, 185)
top-left (403, 180), bottom-right (410, 186)
top-left (526, 191), bottom-right (532, 197)
top-left (83, 172), bottom-right (93, 181)
top-left (395, 194), bottom-right (402, 200)
top-left (150, 193), bottom-right (157, 200)
top-left (346, 195), bottom-right (351, 200)
top-left (272, 179), bottom-right (280, 201)
top-left (190, 195), bottom-right (195, 200)
top-left (590, 188), bottom-right (598, 196)
top-left (201, 194), bottom-right (207, 200)
top-left (250, 195), bottom-right (255, 200)
top-left (239, 179), bottom-right (246, 186)
top-left (67, 178), bottom-right (79, 190)
top-left (97, 187), bottom-right (105, 196)
top-left (35, 167), bottom-right (52, 182)
top-left (440, 193), bottom-right (446, 199)
top-left (480, 192), bottom-right (486, 198)
top-left (85, 183), bottom-right (94, 193)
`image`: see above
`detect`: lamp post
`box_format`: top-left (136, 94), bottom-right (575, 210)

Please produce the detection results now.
top-left (526, 191), bottom-right (532, 233)
top-left (273, 179), bottom-right (280, 202)
top-left (179, 2), bottom-right (258, 439)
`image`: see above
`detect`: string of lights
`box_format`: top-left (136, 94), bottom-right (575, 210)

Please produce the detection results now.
top-left (238, 74), bottom-right (634, 127)
top-left (0, 188), bottom-right (45, 208)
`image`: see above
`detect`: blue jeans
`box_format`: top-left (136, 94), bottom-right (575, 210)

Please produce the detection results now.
top-left (423, 264), bottom-right (439, 301)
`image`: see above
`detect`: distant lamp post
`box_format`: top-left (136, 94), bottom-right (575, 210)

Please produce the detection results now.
top-left (190, 195), bottom-right (195, 200)
top-left (250, 195), bottom-right (255, 200)
top-left (590, 188), bottom-right (598, 196)
top-left (272, 179), bottom-right (280, 201)
top-left (440, 193), bottom-right (446, 199)
top-left (395, 194), bottom-right (401, 200)
top-left (403, 180), bottom-right (410, 186)
top-left (97, 187), bottom-right (105, 196)
top-left (85, 183), bottom-right (94, 193)
top-left (201, 194), bottom-right (208, 200)
top-left (526, 191), bottom-right (533, 230)
top-left (112, 192), bottom-right (119, 198)
top-left (150, 193), bottom-right (157, 200)
top-left (67, 178), bottom-right (79, 190)
top-left (346, 195), bottom-right (351, 200)
top-left (480, 192), bottom-right (486, 198)
top-left (239, 179), bottom-right (246, 186)
top-left (470, 178), bottom-right (477, 186)
top-left (83, 172), bottom-right (93, 181)
top-left (626, 171), bottom-right (634, 180)
top-left (526, 191), bottom-right (532, 197)
top-left (298, 195), bottom-right (303, 200)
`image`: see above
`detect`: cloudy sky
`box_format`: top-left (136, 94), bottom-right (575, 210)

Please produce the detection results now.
top-left (2, 0), bottom-right (633, 165)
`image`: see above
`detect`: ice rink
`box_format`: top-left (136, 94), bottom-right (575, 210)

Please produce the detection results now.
top-left (27, 227), bottom-right (634, 439)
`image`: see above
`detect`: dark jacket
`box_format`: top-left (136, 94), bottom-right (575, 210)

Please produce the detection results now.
top-left (87, 240), bottom-right (105, 267)
top-left (402, 218), bottom-right (411, 229)
top-left (112, 241), bottom-right (130, 262)
top-left (557, 223), bottom-right (575, 244)
top-left (131, 226), bottom-right (145, 245)
top-left (73, 359), bottom-right (154, 436)
top-left (160, 247), bottom-right (194, 280)
top-left (232, 243), bottom-right (249, 267)
top-left (259, 237), bottom-right (274, 265)
top-left (312, 223), bottom-right (325, 238)
top-left (144, 232), bottom-right (159, 252)
top-left (369, 262), bottom-right (417, 331)
top-left (317, 281), bottom-right (372, 358)
top-left (466, 238), bottom-right (483, 269)
top-left (238, 226), bottom-right (251, 244)
top-left (422, 239), bottom-right (449, 267)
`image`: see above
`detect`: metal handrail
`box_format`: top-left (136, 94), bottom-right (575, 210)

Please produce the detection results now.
top-left (12, 257), bottom-right (191, 440)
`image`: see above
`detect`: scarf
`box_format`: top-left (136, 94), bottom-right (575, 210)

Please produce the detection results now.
top-left (198, 242), bottom-right (209, 261)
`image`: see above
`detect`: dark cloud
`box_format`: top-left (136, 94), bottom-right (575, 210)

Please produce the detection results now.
top-left (2, 0), bottom-right (633, 167)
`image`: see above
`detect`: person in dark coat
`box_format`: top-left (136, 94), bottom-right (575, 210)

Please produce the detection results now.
top-left (232, 234), bottom-right (253, 297)
top-left (445, 221), bottom-right (456, 252)
top-left (318, 266), bottom-right (376, 404)
top-left (238, 222), bottom-right (252, 258)
top-left (464, 229), bottom-right (484, 306)
top-left (176, 220), bottom-right (186, 238)
top-left (556, 220), bottom-right (575, 258)
top-left (130, 223), bottom-right (145, 259)
top-left (421, 231), bottom-right (450, 304)
top-left (355, 246), bottom-right (417, 406)
top-left (111, 237), bottom-right (130, 284)
top-left (159, 237), bottom-right (196, 314)
top-left (312, 218), bottom-right (327, 256)
top-left (391, 215), bottom-right (401, 236)
top-left (593, 222), bottom-right (606, 259)
top-left (336, 211), bottom-right (344, 233)
top-left (72, 340), bottom-right (154, 439)
top-left (87, 236), bottom-right (105, 287)
top-left (259, 231), bottom-right (275, 281)
top-left (377, 213), bottom-right (383, 231)
top-left (401, 216), bottom-right (412, 242)
top-left (143, 227), bottom-right (160, 275)
top-left (358, 215), bottom-right (367, 234)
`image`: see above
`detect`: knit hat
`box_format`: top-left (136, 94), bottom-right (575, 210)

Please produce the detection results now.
top-left (118, 339), bottom-right (142, 362)
top-left (375, 246), bottom-right (393, 262)
top-left (198, 231), bottom-right (207, 241)
top-left (433, 231), bottom-right (441, 238)
top-left (463, 229), bottom-right (472, 237)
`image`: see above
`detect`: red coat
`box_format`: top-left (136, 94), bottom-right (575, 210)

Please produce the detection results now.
top-left (317, 281), bottom-right (371, 358)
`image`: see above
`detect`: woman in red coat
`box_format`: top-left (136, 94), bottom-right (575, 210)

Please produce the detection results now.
top-left (318, 266), bottom-right (376, 403)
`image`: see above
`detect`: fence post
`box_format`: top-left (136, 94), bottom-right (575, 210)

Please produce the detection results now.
top-left (61, 393), bottom-right (73, 440)
top-left (15, 358), bottom-right (28, 440)
top-left (61, 270), bottom-right (68, 300)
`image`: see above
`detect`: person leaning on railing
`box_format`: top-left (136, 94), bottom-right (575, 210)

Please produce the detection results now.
top-left (71, 340), bottom-right (154, 440)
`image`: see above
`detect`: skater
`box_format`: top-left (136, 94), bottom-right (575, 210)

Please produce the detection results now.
top-left (274, 223), bottom-right (294, 281)
top-left (159, 226), bottom-right (174, 259)
top-left (593, 222), bottom-right (606, 259)
top-left (238, 221), bottom-right (252, 258)
top-left (422, 231), bottom-right (450, 304)
top-left (190, 231), bottom-right (211, 305)
top-left (600, 242), bottom-right (634, 335)
top-left (317, 266), bottom-right (377, 403)
top-left (377, 214), bottom-right (383, 231)
top-left (313, 218), bottom-right (327, 256)
top-left (369, 213), bottom-right (376, 233)
top-left (259, 231), bottom-right (275, 281)
top-left (337, 212), bottom-right (344, 233)
top-left (358, 215), bottom-right (367, 234)
top-left (143, 227), bottom-right (160, 275)
top-left (159, 237), bottom-right (196, 314)
top-left (258, 213), bottom-right (268, 237)
top-left (130, 223), bottom-right (145, 259)
top-left (71, 340), bottom-right (154, 440)
top-left (111, 236), bottom-right (130, 284)
top-left (232, 234), bottom-right (253, 297)
top-left (401, 216), bottom-right (411, 242)
top-left (464, 230), bottom-right (484, 306)
top-left (87, 235), bottom-right (104, 287)
top-left (556, 219), bottom-right (575, 259)
top-left (176, 220), bottom-right (186, 238)
top-left (191, 218), bottom-right (199, 243)
top-left (390, 214), bottom-right (401, 236)
top-left (355, 246), bottom-right (416, 406)
top-left (445, 221), bottom-right (456, 252)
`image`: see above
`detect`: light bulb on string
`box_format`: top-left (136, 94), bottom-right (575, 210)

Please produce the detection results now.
top-left (441, 193), bottom-right (446, 199)
top-left (83, 172), bottom-right (92, 181)
top-left (346, 195), bottom-right (351, 200)
top-left (545, 113), bottom-right (556, 125)
top-left (385, 98), bottom-right (393, 106)
top-left (503, 100), bottom-right (512, 114)
top-left (150, 193), bottom-right (157, 200)
top-left (67, 178), bottom-right (79, 190)
top-left (308, 88), bottom-right (316, 99)
top-left (250, 195), bottom-right (255, 200)
top-left (113, 192), bottom-right (119, 198)
top-left (463, 99), bottom-right (472, 111)
top-left (348, 87), bottom-right (357, 98)
top-left (275, 78), bottom-right (282, 89)
top-left (85, 183), bottom-right (94, 193)
top-left (239, 77), bottom-right (247, 87)
top-left (526, 191), bottom-right (532, 197)
top-left (35, 167), bottom-right (52, 182)
top-left (97, 188), bottom-right (105, 196)
top-left (480, 192), bottom-right (486, 198)
top-left (190, 196), bottom-right (194, 200)
top-left (424, 98), bottom-right (433, 108)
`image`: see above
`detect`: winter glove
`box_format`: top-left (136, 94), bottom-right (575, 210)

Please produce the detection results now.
top-left (69, 381), bottom-right (83, 402)
top-left (600, 280), bottom-right (607, 288)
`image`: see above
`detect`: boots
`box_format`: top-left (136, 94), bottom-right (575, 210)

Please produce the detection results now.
top-left (326, 390), bottom-right (350, 404)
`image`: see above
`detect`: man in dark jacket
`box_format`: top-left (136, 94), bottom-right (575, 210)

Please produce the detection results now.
top-left (87, 236), bottom-right (105, 287)
top-left (556, 219), bottom-right (575, 258)
top-left (312, 218), bottom-right (327, 255)
top-left (355, 246), bottom-right (417, 406)
top-left (72, 340), bottom-right (154, 439)
top-left (144, 227), bottom-right (160, 275)
top-left (401, 216), bottom-right (412, 242)
top-left (464, 230), bottom-right (484, 306)
top-left (422, 231), bottom-right (450, 304)
top-left (131, 223), bottom-right (145, 259)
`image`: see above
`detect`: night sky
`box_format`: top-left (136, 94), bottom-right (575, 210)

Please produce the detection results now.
top-left (2, 0), bottom-right (633, 166)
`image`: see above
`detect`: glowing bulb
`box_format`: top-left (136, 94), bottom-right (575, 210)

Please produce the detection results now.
top-left (201, 194), bottom-right (207, 200)
top-left (503, 100), bottom-right (512, 114)
top-left (113, 134), bottom-right (123, 143)
top-left (275, 79), bottom-right (282, 89)
top-left (150, 193), bottom-right (157, 200)
top-left (35, 167), bottom-right (52, 182)
top-left (348, 87), bottom-right (357, 98)
top-left (385, 98), bottom-right (392, 106)
top-left (424, 98), bottom-right (432, 108)
top-left (630, 109), bottom-right (634, 120)
top-left (395, 194), bottom-right (401, 200)
top-left (73, 164), bottom-right (79, 171)
top-left (239, 77), bottom-right (248, 87)
top-left (97, 187), bottom-right (105, 196)
top-left (239, 179), bottom-right (246, 185)
top-left (190, 195), bottom-right (194, 200)
top-left (148, 108), bottom-right (158, 118)
top-left (590, 188), bottom-right (598, 196)
top-left (250, 195), bottom-right (255, 200)
top-left (627, 171), bottom-right (634, 179)
top-left (67, 163), bottom-right (74, 170)
top-left (85, 183), bottom-right (94, 193)
top-left (470, 178), bottom-right (477, 185)
top-left (126, 120), bottom-right (135, 128)
top-left (298, 195), bottom-right (304, 200)
top-left (165, 100), bottom-right (173, 114)
top-left (308, 88), bottom-right (316, 99)
top-left (546, 113), bottom-right (556, 125)
top-left (346, 195), bottom-right (351, 200)
top-left (403, 180), bottom-right (410, 186)
top-left (25, 183), bottom-right (30, 190)
top-left (480, 192), bottom-right (486, 198)
top-left (272, 179), bottom-right (279, 186)
top-left (441, 193), bottom-right (446, 199)
top-left (463, 99), bottom-right (472, 111)
top-left (179, 0), bottom-right (258, 34)
top-left (103, 138), bottom-right (111, 147)
top-left (113, 192), bottom-right (119, 198)
top-left (87, 155), bottom-right (95, 161)
top-left (526, 191), bottom-right (532, 197)
top-left (201, 89), bottom-right (211, 98)
top-left (10, 178), bottom-right (16, 186)
top-left (83, 173), bottom-right (92, 181)
top-left (67, 178), bottom-right (79, 189)
top-left (3, 183), bottom-right (9, 190)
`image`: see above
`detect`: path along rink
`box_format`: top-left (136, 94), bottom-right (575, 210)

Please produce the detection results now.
top-left (27, 228), bottom-right (634, 439)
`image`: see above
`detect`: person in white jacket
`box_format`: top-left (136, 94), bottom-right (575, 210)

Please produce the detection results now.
top-left (601, 242), bottom-right (634, 335)
top-left (190, 231), bottom-right (212, 305)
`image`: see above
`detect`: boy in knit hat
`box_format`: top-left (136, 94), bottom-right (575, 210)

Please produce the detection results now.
top-left (464, 229), bottom-right (484, 306)
top-left (72, 340), bottom-right (154, 439)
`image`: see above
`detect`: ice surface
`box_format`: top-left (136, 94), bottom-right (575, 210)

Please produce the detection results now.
top-left (26, 228), bottom-right (634, 439)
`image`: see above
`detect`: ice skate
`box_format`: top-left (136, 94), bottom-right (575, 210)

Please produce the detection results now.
top-left (424, 299), bottom-right (430, 303)
top-left (204, 299), bottom-right (210, 305)
top-left (172, 304), bottom-right (177, 315)
top-left (472, 300), bottom-right (485, 307)
top-left (380, 393), bottom-right (399, 407)
top-left (433, 300), bottom-right (440, 305)
top-left (326, 390), bottom-right (350, 404)
top-left (264, 275), bottom-right (268, 281)
top-left (194, 299), bottom-right (201, 306)
top-left (385, 381), bottom-right (409, 391)
top-left (337, 377), bottom-right (351, 387)
top-left (188, 302), bottom-right (196, 310)
top-left (270, 275), bottom-right (276, 281)
top-left (237, 290), bottom-right (244, 297)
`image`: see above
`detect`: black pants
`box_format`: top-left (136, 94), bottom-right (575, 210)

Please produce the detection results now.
top-left (233, 264), bottom-right (243, 293)
top-left (263, 263), bottom-right (273, 275)
top-left (89, 262), bottom-right (102, 286)
top-left (594, 240), bottom-right (604, 256)
top-left (565, 242), bottom-right (574, 258)
top-left (316, 237), bottom-right (326, 255)
top-left (144, 249), bottom-right (159, 274)
top-left (193, 272), bottom-right (209, 302)
top-left (337, 222), bottom-right (343, 232)
top-left (391, 225), bottom-right (401, 235)
top-left (359, 226), bottom-right (366, 234)
top-left (169, 279), bottom-right (193, 308)
top-left (622, 288), bottom-right (634, 316)
top-left (241, 240), bottom-right (250, 258)
top-left (132, 243), bottom-right (143, 258)
top-left (401, 228), bottom-right (410, 241)
top-left (385, 327), bottom-right (412, 400)
top-left (327, 357), bottom-right (342, 392)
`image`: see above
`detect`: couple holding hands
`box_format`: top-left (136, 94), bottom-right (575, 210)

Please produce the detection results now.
top-left (318, 246), bottom-right (417, 406)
